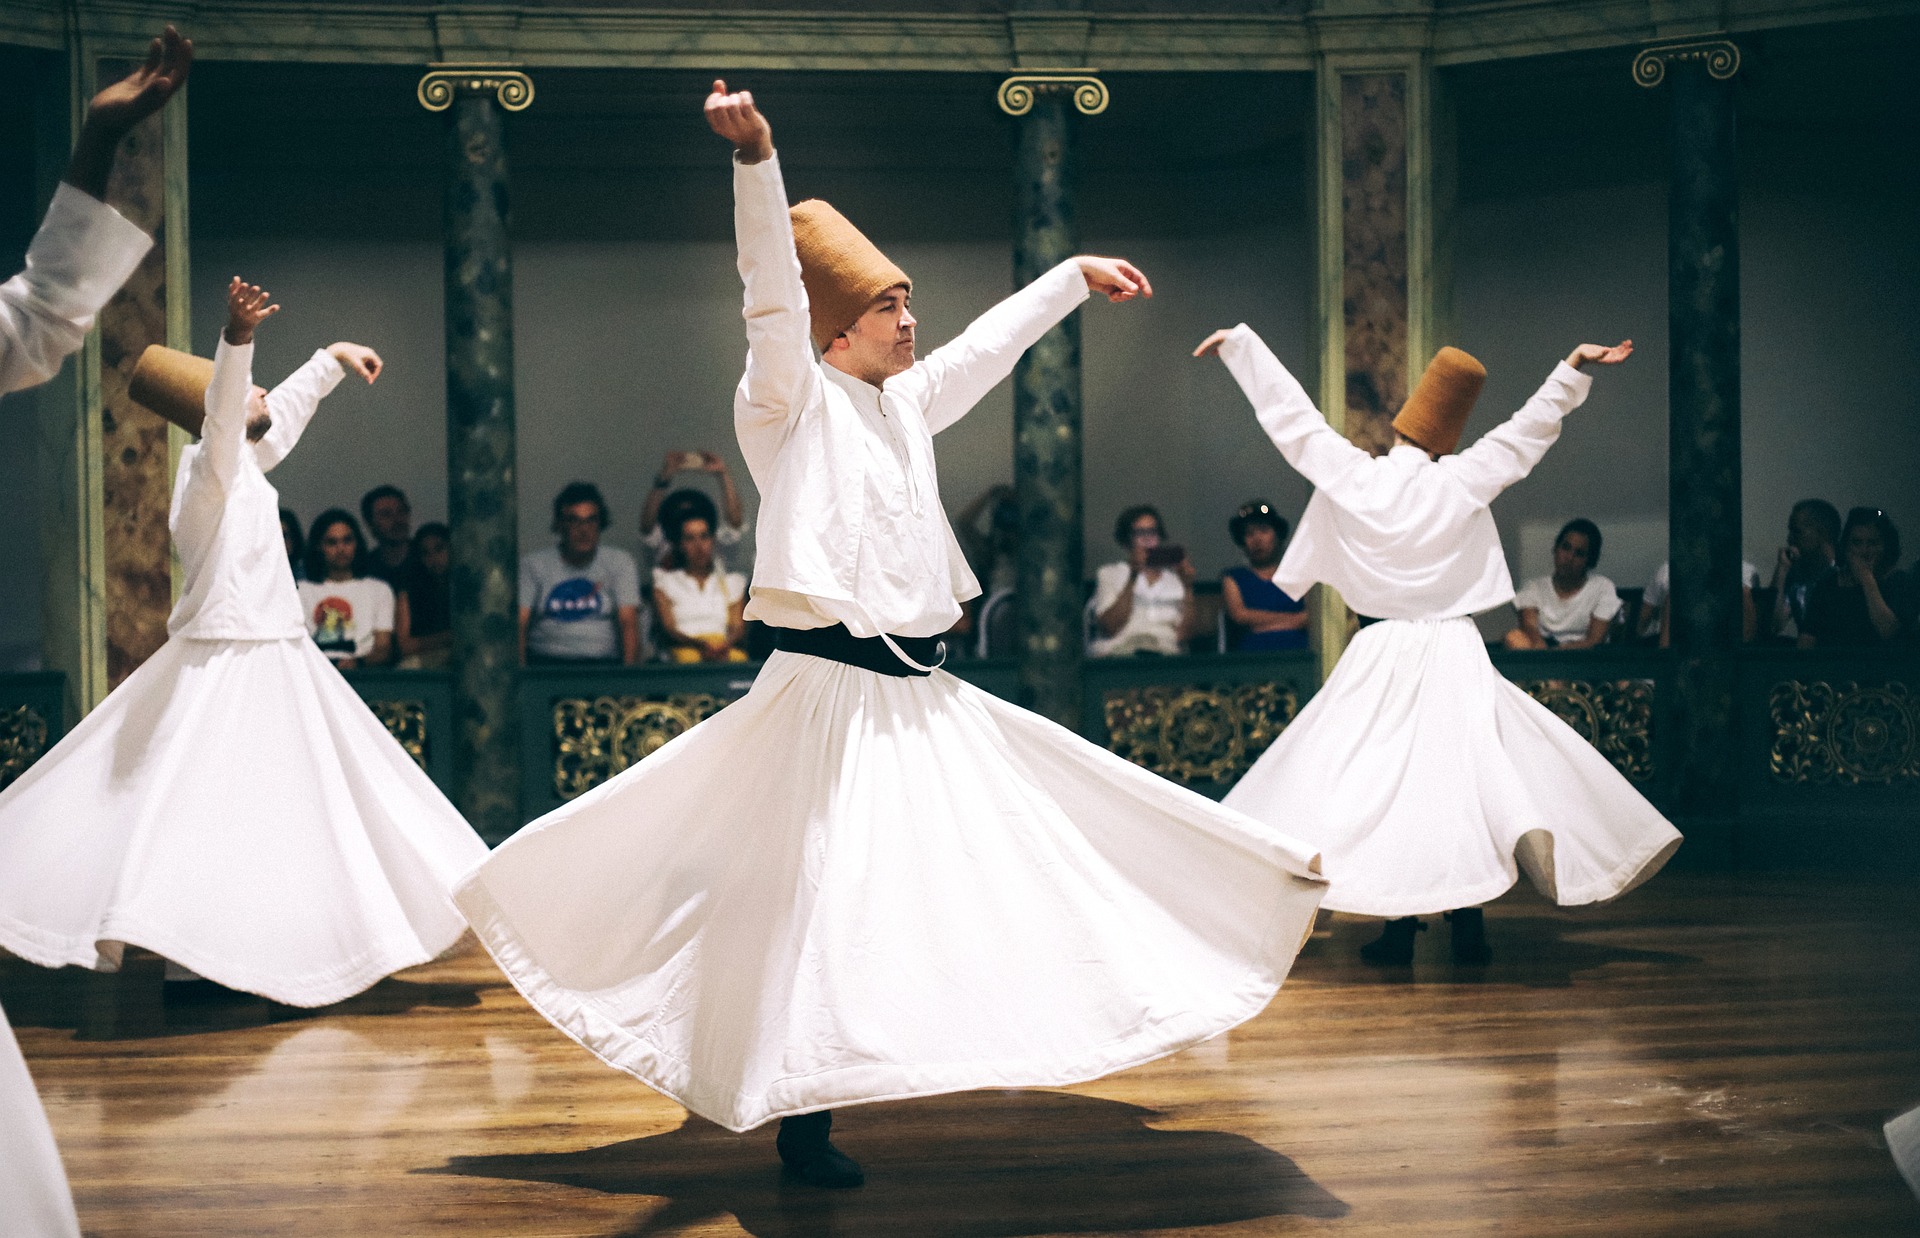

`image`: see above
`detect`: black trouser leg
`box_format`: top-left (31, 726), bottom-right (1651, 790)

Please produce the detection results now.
top-left (776, 1109), bottom-right (865, 1189)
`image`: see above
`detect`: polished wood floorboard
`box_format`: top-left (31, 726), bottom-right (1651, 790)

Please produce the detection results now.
top-left (6, 873), bottom-right (1918, 1237)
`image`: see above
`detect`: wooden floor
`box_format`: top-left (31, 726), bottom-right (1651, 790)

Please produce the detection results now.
top-left (5, 873), bottom-right (1919, 1237)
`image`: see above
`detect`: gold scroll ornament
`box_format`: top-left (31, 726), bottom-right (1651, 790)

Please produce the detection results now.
top-left (1104, 682), bottom-right (1297, 785)
top-left (1516, 679), bottom-right (1657, 782)
top-left (553, 693), bottom-right (732, 800)
top-left (1770, 680), bottom-right (1919, 785)
top-left (418, 64), bottom-right (535, 113)
top-left (997, 72), bottom-right (1109, 117)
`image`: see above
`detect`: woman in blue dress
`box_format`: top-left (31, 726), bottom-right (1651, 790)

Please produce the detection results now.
top-left (1222, 500), bottom-right (1310, 651)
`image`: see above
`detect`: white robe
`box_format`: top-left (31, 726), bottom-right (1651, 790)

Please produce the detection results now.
top-left (454, 153), bottom-right (1327, 1133)
top-left (0, 179), bottom-right (148, 1238)
top-left (0, 337), bottom-right (489, 1007)
top-left (1216, 325), bottom-right (1681, 916)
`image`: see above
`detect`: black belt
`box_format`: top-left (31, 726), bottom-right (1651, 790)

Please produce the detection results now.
top-left (774, 624), bottom-right (945, 677)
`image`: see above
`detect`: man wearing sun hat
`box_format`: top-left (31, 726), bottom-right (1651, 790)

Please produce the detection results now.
top-left (454, 80), bottom-right (1331, 1193)
top-left (1196, 325), bottom-right (1681, 968)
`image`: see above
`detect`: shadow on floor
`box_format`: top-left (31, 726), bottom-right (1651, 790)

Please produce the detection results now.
top-left (1299, 912), bottom-right (1702, 989)
top-left (427, 1089), bottom-right (1348, 1237)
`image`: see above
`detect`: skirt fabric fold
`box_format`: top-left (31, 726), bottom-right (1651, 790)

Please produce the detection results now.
top-left (0, 637), bottom-right (487, 1007)
top-left (1224, 617), bottom-right (1681, 918)
top-left (457, 650), bottom-right (1325, 1132)
top-left (0, 1002), bottom-right (79, 1238)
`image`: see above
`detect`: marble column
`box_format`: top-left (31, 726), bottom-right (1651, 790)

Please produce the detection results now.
top-left (1644, 41), bottom-right (1744, 825)
top-left (1010, 91), bottom-right (1082, 730)
top-left (427, 68), bottom-right (530, 843)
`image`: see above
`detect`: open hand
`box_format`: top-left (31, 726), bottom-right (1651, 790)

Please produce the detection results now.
top-left (704, 79), bottom-right (773, 164)
top-left (224, 277), bottom-right (280, 345)
top-left (1075, 256), bottom-right (1152, 303)
top-left (85, 25), bottom-right (193, 140)
top-left (327, 342), bottom-right (383, 384)
top-left (1566, 340), bottom-right (1633, 370)
top-left (1192, 328), bottom-right (1236, 359)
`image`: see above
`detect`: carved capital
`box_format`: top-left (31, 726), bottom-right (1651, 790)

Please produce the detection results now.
top-left (1632, 39), bottom-right (1741, 88)
top-left (997, 71), bottom-right (1109, 118)
top-left (418, 63), bottom-right (535, 113)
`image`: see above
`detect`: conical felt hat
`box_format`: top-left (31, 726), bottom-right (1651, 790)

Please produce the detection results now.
top-left (1391, 346), bottom-right (1487, 456)
top-left (129, 344), bottom-right (213, 436)
top-left (789, 199), bottom-right (911, 353)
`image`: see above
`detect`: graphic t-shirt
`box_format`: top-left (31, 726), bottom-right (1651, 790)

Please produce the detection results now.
top-left (296, 577), bottom-right (396, 662)
top-left (520, 545), bottom-right (642, 661)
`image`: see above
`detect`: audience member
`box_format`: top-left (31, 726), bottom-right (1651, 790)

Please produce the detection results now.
top-left (652, 490), bottom-right (748, 663)
top-left (280, 508), bottom-right (304, 582)
top-left (1221, 501), bottom-right (1308, 652)
top-left (1799, 507), bottom-right (1915, 647)
top-left (1637, 558), bottom-right (1760, 647)
top-left (520, 482), bottom-right (644, 665)
top-left (640, 451), bottom-right (746, 564)
top-left (297, 509), bottom-right (395, 669)
top-left (397, 522), bottom-right (452, 669)
top-left (1091, 504), bottom-right (1195, 657)
top-left (1767, 498), bottom-right (1841, 640)
top-left (1505, 518), bottom-right (1621, 650)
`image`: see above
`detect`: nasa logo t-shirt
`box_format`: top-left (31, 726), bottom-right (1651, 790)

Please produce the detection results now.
top-left (295, 577), bottom-right (395, 662)
top-left (520, 545), bottom-right (642, 661)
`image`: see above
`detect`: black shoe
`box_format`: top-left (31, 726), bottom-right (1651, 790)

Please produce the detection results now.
top-left (1445, 908), bottom-right (1491, 965)
top-left (1359, 917), bottom-right (1425, 966)
top-left (776, 1111), bottom-right (865, 1189)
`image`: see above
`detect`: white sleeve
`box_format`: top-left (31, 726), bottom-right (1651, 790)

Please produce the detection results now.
top-left (0, 183), bottom-right (152, 396)
top-left (1513, 577), bottom-right (1544, 612)
top-left (731, 153), bottom-right (824, 487)
top-left (1590, 579), bottom-right (1623, 622)
top-left (1442, 363), bottom-right (1592, 508)
top-left (370, 581), bottom-right (395, 632)
top-left (894, 260), bottom-right (1091, 436)
top-left (1216, 324), bottom-right (1381, 508)
top-left (255, 349), bottom-right (345, 472)
top-left (1091, 562), bottom-right (1130, 613)
top-left (199, 338), bottom-right (255, 488)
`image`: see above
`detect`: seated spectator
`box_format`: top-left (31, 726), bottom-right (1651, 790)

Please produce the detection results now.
top-left (1767, 499), bottom-right (1841, 640)
top-left (280, 508), bottom-right (304, 582)
top-left (297, 509), bottom-right (395, 669)
top-left (957, 483), bottom-right (1020, 598)
top-left (1221, 501), bottom-right (1309, 652)
top-left (361, 484), bottom-right (428, 645)
top-left (652, 490), bottom-right (748, 663)
top-left (520, 482), bottom-right (644, 665)
top-left (1505, 518), bottom-right (1621, 650)
top-left (1636, 558), bottom-right (1760, 647)
top-left (640, 451), bottom-right (746, 565)
top-left (1799, 507), bottom-right (1916, 648)
top-left (1091, 504), bottom-right (1194, 657)
top-left (397, 522), bottom-right (452, 670)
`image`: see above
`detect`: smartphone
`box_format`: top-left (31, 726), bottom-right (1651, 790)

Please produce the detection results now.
top-left (1143, 543), bottom-right (1185, 569)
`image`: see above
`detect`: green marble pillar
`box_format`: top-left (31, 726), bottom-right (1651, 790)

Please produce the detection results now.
top-left (1648, 43), bottom-right (1743, 830)
top-left (440, 84), bottom-right (521, 843)
top-left (1011, 93), bottom-right (1082, 729)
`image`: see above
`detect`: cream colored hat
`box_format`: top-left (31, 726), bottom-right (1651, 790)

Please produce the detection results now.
top-left (1392, 346), bottom-right (1487, 457)
top-left (789, 199), bottom-right (911, 353)
top-left (128, 344), bottom-right (214, 436)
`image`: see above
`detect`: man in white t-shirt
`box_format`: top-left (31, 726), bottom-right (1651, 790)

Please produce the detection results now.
top-left (1090, 504), bottom-right (1195, 657)
top-left (1505, 518), bottom-right (1620, 649)
top-left (1637, 558), bottom-right (1760, 646)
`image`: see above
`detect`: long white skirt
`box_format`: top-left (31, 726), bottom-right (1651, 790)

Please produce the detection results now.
top-left (1224, 617), bottom-right (1681, 918)
top-left (0, 1002), bottom-right (78, 1238)
top-left (456, 650), bottom-right (1326, 1133)
top-left (0, 637), bottom-right (488, 1007)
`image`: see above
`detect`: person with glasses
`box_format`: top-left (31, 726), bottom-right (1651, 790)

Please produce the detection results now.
top-left (519, 482), bottom-right (645, 665)
top-left (1222, 501), bottom-right (1309, 651)
top-left (1091, 505), bottom-right (1197, 657)
top-left (1799, 507), bottom-right (1915, 647)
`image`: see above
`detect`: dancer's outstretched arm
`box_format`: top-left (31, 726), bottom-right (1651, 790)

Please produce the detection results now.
top-left (1196, 324), bottom-right (1379, 506)
top-left (1443, 341), bottom-right (1629, 506)
top-left (203, 278), bottom-right (278, 487)
top-left (709, 80), bottom-right (820, 486)
top-left (256, 342), bottom-right (376, 471)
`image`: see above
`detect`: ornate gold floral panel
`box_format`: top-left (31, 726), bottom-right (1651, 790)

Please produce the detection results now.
top-left (1769, 680), bottom-right (1919, 786)
top-left (554, 693), bottom-right (733, 800)
top-left (369, 700), bottom-right (430, 771)
top-left (0, 705), bottom-right (50, 791)
top-left (1103, 682), bottom-right (1298, 785)
top-left (1514, 678), bottom-right (1656, 782)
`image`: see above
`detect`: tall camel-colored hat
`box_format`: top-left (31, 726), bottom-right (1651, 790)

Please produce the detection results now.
top-left (129, 344), bottom-right (214, 437)
top-left (789, 199), bottom-right (911, 353)
top-left (1392, 346), bottom-right (1487, 456)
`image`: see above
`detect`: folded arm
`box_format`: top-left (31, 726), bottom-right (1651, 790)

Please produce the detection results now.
top-left (0, 184), bottom-right (151, 396)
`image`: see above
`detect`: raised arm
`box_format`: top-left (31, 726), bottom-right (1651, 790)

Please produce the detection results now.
top-left (255, 343), bottom-right (366, 471)
top-left (1443, 341), bottom-right (1626, 507)
top-left (0, 186), bottom-right (151, 396)
top-left (709, 81), bottom-right (820, 485)
top-left (1199, 324), bottom-right (1379, 506)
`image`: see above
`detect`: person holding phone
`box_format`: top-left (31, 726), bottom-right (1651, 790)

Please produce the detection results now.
top-left (639, 448), bottom-right (748, 565)
top-left (1090, 504), bottom-right (1196, 657)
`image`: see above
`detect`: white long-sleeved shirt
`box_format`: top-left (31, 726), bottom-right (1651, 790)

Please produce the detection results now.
top-left (0, 182), bottom-right (151, 396)
top-left (168, 342), bottom-right (344, 640)
top-left (1217, 324), bottom-right (1592, 621)
top-left (732, 153), bottom-right (1090, 639)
